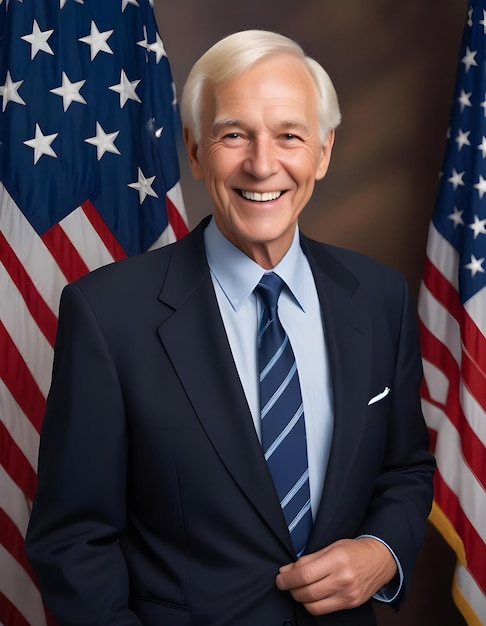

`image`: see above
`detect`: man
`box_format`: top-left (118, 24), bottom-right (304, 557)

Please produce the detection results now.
top-left (26, 30), bottom-right (435, 625)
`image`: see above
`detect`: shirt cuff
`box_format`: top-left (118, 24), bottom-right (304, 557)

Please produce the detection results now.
top-left (357, 534), bottom-right (403, 603)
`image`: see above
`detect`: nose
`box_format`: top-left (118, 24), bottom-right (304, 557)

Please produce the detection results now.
top-left (242, 136), bottom-right (278, 179)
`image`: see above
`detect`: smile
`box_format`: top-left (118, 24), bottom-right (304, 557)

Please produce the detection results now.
top-left (240, 190), bottom-right (282, 202)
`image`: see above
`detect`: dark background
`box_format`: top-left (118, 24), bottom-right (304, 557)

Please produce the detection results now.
top-left (154, 2), bottom-right (469, 624)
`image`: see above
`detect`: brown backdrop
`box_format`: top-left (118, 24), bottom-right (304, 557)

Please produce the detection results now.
top-left (154, 2), bottom-right (469, 624)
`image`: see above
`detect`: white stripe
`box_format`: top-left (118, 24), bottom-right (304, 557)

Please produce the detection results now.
top-left (0, 378), bottom-right (40, 472)
top-left (425, 224), bottom-right (485, 333)
top-left (0, 545), bottom-right (47, 626)
top-left (59, 206), bottom-right (116, 271)
top-left (422, 399), bottom-right (485, 543)
top-left (425, 222), bottom-right (459, 289)
top-left (281, 468), bottom-right (309, 509)
top-left (418, 282), bottom-right (462, 364)
top-left (0, 262), bottom-right (54, 398)
top-left (422, 355), bottom-right (486, 446)
top-left (419, 283), bottom-right (486, 444)
top-left (0, 465), bottom-right (32, 535)
top-left (148, 182), bottom-right (189, 251)
top-left (0, 183), bottom-right (67, 314)
top-left (455, 564), bottom-right (486, 623)
top-left (166, 180), bottom-right (188, 224)
top-left (464, 288), bottom-right (486, 337)
top-left (288, 499), bottom-right (311, 533)
top-left (264, 404), bottom-right (304, 460)
top-left (261, 362), bottom-right (297, 419)
top-left (260, 335), bottom-right (288, 381)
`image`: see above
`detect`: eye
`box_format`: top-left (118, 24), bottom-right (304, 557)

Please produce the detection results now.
top-left (223, 132), bottom-right (241, 140)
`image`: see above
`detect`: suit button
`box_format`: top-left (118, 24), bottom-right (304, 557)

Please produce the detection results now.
top-left (282, 621), bottom-right (293, 626)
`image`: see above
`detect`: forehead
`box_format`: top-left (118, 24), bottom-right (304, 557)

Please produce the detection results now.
top-left (203, 54), bottom-right (319, 124)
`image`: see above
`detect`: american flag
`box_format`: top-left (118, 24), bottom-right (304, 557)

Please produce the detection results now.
top-left (0, 1), bottom-right (187, 624)
top-left (418, 1), bottom-right (486, 623)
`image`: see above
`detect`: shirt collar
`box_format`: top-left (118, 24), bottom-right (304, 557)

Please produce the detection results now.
top-left (204, 217), bottom-right (307, 312)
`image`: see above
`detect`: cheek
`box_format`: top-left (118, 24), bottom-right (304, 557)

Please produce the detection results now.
top-left (287, 150), bottom-right (323, 179)
top-left (202, 155), bottom-right (233, 187)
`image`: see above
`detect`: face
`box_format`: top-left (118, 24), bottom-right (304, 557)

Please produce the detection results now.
top-left (184, 53), bottom-right (335, 268)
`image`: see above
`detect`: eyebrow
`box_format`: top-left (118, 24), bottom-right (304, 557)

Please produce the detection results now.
top-left (212, 118), bottom-right (241, 134)
top-left (212, 118), bottom-right (311, 135)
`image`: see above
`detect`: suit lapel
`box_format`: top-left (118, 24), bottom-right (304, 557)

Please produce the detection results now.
top-left (156, 221), bottom-right (293, 555)
top-left (301, 237), bottom-right (372, 548)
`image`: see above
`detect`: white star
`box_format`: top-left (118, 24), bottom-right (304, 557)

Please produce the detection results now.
top-left (1, 72), bottom-right (26, 111)
top-left (448, 207), bottom-right (464, 228)
top-left (468, 215), bottom-right (486, 239)
top-left (474, 174), bottom-right (486, 199)
top-left (50, 72), bottom-right (86, 111)
top-left (462, 46), bottom-right (478, 73)
top-left (122, 0), bottom-right (139, 10)
top-left (21, 20), bottom-right (54, 59)
top-left (23, 123), bottom-right (58, 164)
top-left (448, 168), bottom-right (465, 190)
top-left (60, 0), bottom-right (84, 6)
top-left (109, 70), bottom-right (141, 108)
top-left (79, 21), bottom-right (114, 60)
top-left (128, 167), bottom-right (159, 203)
top-left (148, 33), bottom-right (166, 63)
top-left (137, 26), bottom-right (149, 52)
top-left (480, 9), bottom-right (486, 33)
top-left (85, 122), bottom-right (120, 160)
top-left (468, 7), bottom-right (474, 27)
top-left (458, 90), bottom-right (472, 112)
top-left (465, 254), bottom-right (485, 277)
top-left (478, 137), bottom-right (486, 158)
top-left (456, 129), bottom-right (471, 150)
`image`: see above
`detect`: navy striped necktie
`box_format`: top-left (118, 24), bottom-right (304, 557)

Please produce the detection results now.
top-left (255, 272), bottom-right (312, 556)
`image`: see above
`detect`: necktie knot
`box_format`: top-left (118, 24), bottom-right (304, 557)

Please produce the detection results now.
top-left (255, 272), bottom-right (284, 309)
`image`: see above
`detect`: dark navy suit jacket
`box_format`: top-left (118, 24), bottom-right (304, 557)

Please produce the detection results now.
top-left (26, 217), bottom-right (435, 626)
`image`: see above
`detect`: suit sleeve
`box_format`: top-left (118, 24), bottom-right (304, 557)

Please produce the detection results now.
top-left (356, 273), bottom-right (435, 606)
top-left (25, 282), bottom-right (142, 625)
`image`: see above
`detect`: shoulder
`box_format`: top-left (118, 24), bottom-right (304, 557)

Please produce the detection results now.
top-left (71, 218), bottom-right (209, 300)
top-left (300, 233), bottom-right (404, 286)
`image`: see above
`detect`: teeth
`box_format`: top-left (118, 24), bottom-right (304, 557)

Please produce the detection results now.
top-left (241, 190), bottom-right (281, 202)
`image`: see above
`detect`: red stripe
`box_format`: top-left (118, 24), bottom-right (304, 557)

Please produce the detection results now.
top-left (433, 469), bottom-right (486, 593)
top-left (0, 592), bottom-right (30, 626)
top-left (462, 348), bottom-right (486, 412)
top-left (0, 422), bottom-right (37, 502)
top-left (0, 321), bottom-right (46, 433)
top-left (81, 200), bottom-right (127, 262)
top-left (41, 224), bottom-right (90, 283)
top-left (420, 322), bottom-right (486, 487)
top-left (166, 195), bottom-right (188, 240)
top-left (0, 231), bottom-right (57, 348)
top-left (423, 257), bottom-right (486, 376)
top-left (0, 509), bottom-right (37, 585)
top-left (422, 261), bottom-right (486, 413)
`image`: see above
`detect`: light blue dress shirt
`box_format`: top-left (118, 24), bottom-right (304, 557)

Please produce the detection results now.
top-left (204, 217), bottom-right (333, 519)
top-left (203, 217), bottom-right (402, 602)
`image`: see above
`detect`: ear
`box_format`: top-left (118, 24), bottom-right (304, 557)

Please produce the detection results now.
top-left (183, 126), bottom-right (205, 180)
top-left (315, 129), bottom-right (335, 181)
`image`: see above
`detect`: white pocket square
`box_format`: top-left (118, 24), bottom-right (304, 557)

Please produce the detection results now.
top-left (368, 386), bottom-right (391, 406)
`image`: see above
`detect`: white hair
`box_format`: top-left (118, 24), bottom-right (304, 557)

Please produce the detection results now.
top-left (180, 29), bottom-right (341, 143)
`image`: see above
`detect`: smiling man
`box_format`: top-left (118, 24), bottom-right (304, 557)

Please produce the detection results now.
top-left (26, 30), bottom-right (435, 626)
top-left (184, 51), bottom-right (334, 269)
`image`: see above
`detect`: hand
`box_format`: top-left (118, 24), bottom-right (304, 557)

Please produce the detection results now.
top-left (275, 537), bottom-right (397, 615)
